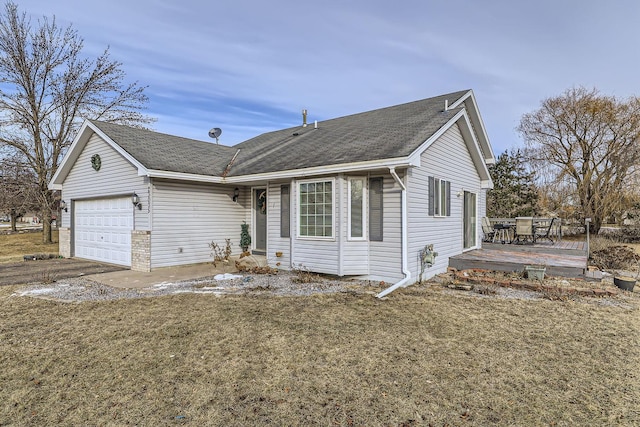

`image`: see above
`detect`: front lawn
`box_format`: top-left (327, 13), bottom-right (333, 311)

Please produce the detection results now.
top-left (0, 285), bottom-right (638, 425)
top-left (0, 231), bottom-right (58, 264)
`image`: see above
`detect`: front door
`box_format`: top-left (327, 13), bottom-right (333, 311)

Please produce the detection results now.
top-left (253, 188), bottom-right (267, 254)
top-left (463, 191), bottom-right (477, 249)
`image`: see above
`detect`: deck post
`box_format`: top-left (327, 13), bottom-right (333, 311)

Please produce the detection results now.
top-left (585, 217), bottom-right (591, 268)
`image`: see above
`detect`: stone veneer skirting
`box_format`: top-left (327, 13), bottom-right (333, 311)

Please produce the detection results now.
top-left (59, 227), bottom-right (71, 258)
top-left (131, 230), bottom-right (151, 272)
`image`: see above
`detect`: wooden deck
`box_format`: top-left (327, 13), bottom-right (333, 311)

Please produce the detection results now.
top-left (449, 239), bottom-right (588, 278)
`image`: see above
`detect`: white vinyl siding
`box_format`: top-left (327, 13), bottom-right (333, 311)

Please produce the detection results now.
top-left (267, 181), bottom-right (291, 269)
top-left (339, 175), bottom-right (368, 275)
top-left (368, 174), bottom-right (403, 282)
top-left (150, 180), bottom-right (246, 268)
top-left (407, 123), bottom-right (483, 281)
top-left (61, 134), bottom-right (149, 231)
top-left (291, 178), bottom-right (339, 275)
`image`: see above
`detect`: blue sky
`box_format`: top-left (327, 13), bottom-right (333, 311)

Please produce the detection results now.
top-left (19, 0), bottom-right (640, 154)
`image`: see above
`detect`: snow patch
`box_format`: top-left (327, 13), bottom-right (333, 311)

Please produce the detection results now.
top-left (214, 273), bottom-right (242, 281)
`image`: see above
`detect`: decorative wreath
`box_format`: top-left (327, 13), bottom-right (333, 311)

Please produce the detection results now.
top-left (258, 190), bottom-right (267, 214)
top-left (91, 154), bottom-right (101, 171)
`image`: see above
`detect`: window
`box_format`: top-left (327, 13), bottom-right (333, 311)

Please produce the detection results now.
top-left (428, 176), bottom-right (450, 217)
top-left (298, 180), bottom-right (333, 238)
top-left (369, 177), bottom-right (383, 241)
top-left (463, 191), bottom-right (477, 249)
top-left (348, 177), bottom-right (365, 239)
top-left (280, 185), bottom-right (290, 238)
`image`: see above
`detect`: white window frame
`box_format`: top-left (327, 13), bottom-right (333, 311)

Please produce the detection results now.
top-left (297, 178), bottom-right (335, 240)
top-left (433, 177), bottom-right (449, 217)
top-left (347, 177), bottom-right (367, 241)
top-left (463, 190), bottom-right (477, 250)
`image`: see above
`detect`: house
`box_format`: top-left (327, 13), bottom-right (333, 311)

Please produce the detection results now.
top-left (49, 90), bottom-right (495, 296)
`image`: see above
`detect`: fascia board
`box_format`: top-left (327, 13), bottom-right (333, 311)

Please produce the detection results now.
top-left (407, 109), bottom-right (467, 166)
top-left (49, 120), bottom-right (92, 189)
top-left (48, 120), bottom-right (149, 190)
top-left (223, 157), bottom-right (413, 183)
top-left (88, 123), bottom-right (148, 175)
top-left (458, 112), bottom-right (493, 184)
top-left (449, 90), bottom-right (496, 164)
top-left (407, 108), bottom-right (493, 186)
top-left (145, 169), bottom-right (225, 183)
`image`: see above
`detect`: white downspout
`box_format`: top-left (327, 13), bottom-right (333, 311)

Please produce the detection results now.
top-left (376, 167), bottom-right (411, 298)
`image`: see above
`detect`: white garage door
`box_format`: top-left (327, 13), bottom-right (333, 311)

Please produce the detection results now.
top-left (74, 198), bottom-right (133, 266)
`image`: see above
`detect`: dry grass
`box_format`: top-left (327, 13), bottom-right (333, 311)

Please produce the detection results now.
top-left (0, 231), bottom-right (58, 264)
top-left (1, 285), bottom-right (638, 426)
top-left (627, 242), bottom-right (640, 256)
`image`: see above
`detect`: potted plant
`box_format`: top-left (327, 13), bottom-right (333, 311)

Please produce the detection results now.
top-left (613, 259), bottom-right (638, 292)
top-left (240, 221), bottom-right (251, 252)
top-left (524, 264), bottom-right (546, 281)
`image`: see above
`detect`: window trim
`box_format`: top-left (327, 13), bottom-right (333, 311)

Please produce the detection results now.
top-left (347, 176), bottom-right (367, 241)
top-left (429, 176), bottom-right (451, 217)
top-left (296, 178), bottom-right (335, 240)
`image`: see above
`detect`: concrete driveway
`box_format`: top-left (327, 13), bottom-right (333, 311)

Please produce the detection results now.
top-left (0, 258), bottom-right (126, 286)
top-left (89, 263), bottom-right (227, 289)
top-left (3, 257), bottom-right (261, 289)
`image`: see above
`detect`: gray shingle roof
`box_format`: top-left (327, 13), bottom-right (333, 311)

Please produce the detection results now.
top-left (89, 120), bottom-right (236, 175)
top-left (227, 90), bottom-right (469, 176)
top-left (90, 90), bottom-right (469, 177)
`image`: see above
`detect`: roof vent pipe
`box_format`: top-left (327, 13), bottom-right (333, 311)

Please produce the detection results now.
top-left (302, 109), bottom-right (308, 127)
top-left (444, 99), bottom-right (448, 111)
top-left (314, 120), bottom-right (317, 129)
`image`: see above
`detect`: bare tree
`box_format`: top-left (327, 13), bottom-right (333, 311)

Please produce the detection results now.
top-left (0, 154), bottom-right (38, 230)
top-left (0, 2), bottom-right (153, 243)
top-left (518, 87), bottom-right (640, 233)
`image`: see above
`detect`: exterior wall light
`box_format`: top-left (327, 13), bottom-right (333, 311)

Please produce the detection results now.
top-left (60, 200), bottom-right (68, 212)
top-left (132, 193), bottom-right (142, 210)
top-left (233, 187), bottom-right (240, 202)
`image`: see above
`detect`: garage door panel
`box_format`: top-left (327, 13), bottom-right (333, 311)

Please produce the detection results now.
top-left (74, 198), bottom-right (132, 266)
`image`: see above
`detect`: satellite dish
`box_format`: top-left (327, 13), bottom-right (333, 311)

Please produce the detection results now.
top-left (208, 127), bottom-right (222, 144)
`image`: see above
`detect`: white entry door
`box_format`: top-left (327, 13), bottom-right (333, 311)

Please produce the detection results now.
top-left (74, 198), bottom-right (133, 266)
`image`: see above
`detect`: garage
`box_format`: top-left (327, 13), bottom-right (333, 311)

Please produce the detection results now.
top-left (74, 197), bottom-right (133, 266)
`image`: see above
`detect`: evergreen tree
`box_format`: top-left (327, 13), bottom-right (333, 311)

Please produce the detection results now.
top-left (487, 149), bottom-right (538, 218)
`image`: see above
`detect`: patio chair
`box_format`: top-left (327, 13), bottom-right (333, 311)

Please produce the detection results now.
top-left (535, 218), bottom-right (557, 244)
top-left (481, 217), bottom-right (495, 242)
top-left (513, 217), bottom-right (534, 243)
top-left (549, 218), bottom-right (562, 241)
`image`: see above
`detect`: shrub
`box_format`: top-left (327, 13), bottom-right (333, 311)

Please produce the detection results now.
top-left (291, 264), bottom-right (321, 284)
top-left (589, 237), bottom-right (640, 270)
top-left (209, 239), bottom-right (232, 267)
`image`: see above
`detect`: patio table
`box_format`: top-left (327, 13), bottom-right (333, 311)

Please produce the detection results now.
top-left (492, 223), bottom-right (513, 244)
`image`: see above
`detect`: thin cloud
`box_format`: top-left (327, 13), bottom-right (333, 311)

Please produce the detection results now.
top-left (18, 0), bottom-right (640, 152)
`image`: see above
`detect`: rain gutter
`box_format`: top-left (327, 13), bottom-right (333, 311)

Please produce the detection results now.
top-left (376, 167), bottom-right (411, 298)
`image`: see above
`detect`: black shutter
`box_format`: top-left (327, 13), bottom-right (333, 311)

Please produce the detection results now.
top-left (428, 176), bottom-right (434, 216)
top-left (446, 180), bottom-right (451, 216)
top-left (369, 177), bottom-right (383, 241)
top-left (280, 185), bottom-right (290, 237)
